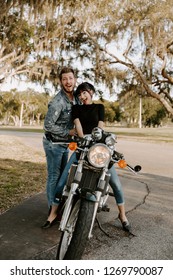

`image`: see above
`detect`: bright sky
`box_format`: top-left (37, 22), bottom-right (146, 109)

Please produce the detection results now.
top-left (1, 78), bottom-right (45, 93)
top-left (1, 76), bottom-right (117, 101)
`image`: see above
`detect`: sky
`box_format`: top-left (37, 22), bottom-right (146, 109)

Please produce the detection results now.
top-left (1, 77), bottom-right (45, 93)
top-left (1, 76), bottom-right (117, 101)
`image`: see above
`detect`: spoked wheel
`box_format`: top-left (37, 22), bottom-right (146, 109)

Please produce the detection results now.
top-left (57, 200), bottom-right (81, 260)
top-left (56, 198), bottom-right (95, 260)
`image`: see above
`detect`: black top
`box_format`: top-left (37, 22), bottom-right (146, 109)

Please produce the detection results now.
top-left (72, 103), bottom-right (105, 134)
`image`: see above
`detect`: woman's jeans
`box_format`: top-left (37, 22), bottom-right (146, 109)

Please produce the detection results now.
top-left (54, 152), bottom-right (77, 202)
top-left (108, 165), bottom-right (124, 205)
top-left (54, 152), bottom-right (124, 205)
top-left (43, 137), bottom-right (69, 207)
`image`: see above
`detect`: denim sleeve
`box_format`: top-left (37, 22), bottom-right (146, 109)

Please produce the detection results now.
top-left (44, 100), bottom-right (70, 138)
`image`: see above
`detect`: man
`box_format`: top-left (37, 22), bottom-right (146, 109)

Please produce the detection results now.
top-left (42, 66), bottom-right (77, 229)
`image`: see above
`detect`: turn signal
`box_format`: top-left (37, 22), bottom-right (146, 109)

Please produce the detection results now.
top-left (68, 142), bottom-right (78, 151)
top-left (118, 159), bottom-right (127, 168)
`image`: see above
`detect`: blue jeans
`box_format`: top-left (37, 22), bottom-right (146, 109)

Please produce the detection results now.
top-left (43, 137), bottom-right (69, 207)
top-left (108, 165), bottom-right (124, 205)
top-left (54, 152), bottom-right (124, 205)
top-left (54, 152), bottom-right (77, 201)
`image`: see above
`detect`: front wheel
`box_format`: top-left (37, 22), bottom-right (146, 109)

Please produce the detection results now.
top-left (57, 198), bottom-right (95, 260)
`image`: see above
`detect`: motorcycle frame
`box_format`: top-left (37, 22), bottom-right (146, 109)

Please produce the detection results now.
top-left (59, 147), bottom-right (110, 237)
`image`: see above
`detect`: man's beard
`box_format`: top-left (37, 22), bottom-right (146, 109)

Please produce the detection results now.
top-left (63, 85), bottom-right (73, 94)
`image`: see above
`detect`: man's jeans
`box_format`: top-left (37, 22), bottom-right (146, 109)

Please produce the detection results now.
top-left (43, 137), bottom-right (69, 207)
top-left (54, 152), bottom-right (124, 205)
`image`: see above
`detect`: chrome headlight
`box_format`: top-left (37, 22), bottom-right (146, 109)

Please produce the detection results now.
top-left (91, 127), bottom-right (103, 141)
top-left (105, 134), bottom-right (117, 151)
top-left (88, 144), bottom-right (111, 168)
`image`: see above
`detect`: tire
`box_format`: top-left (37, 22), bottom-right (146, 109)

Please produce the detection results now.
top-left (57, 198), bottom-right (95, 260)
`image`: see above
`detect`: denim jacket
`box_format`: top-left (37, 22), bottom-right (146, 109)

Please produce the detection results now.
top-left (44, 89), bottom-right (78, 141)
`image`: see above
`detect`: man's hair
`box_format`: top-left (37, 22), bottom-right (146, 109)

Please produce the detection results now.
top-left (75, 82), bottom-right (96, 96)
top-left (59, 66), bottom-right (76, 80)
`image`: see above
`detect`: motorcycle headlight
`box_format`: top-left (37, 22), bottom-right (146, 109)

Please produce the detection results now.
top-left (88, 144), bottom-right (111, 168)
top-left (91, 127), bottom-right (103, 141)
top-left (105, 134), bottom-right (117, 151)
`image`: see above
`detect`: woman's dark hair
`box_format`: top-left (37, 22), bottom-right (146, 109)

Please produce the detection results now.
top-left (75, 82), bottom-right (95, 96)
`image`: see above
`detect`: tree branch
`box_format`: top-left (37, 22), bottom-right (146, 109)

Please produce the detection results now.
top-left (83, 25), bottom-right (173, 115)
top-left (161, 57), bottom-right (173, 84)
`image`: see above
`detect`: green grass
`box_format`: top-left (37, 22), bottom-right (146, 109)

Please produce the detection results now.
top-left (0, 159), bottom-right (46, 214)
top-left (105, 127), bottom-right (173, 143)
top-left (0, 126), bottom-right (43, 133)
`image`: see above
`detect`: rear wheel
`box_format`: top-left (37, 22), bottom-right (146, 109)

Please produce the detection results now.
top-left (57, 198), bottom-right (95, 260)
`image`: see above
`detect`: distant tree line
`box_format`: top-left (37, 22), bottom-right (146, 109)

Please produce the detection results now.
top-left (0, 88), bottom-right (169, 128)
top-left (0, 89), bottom-right (50, 127)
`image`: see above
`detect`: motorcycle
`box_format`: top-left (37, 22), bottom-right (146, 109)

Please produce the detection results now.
top-left (56, 127), bottom-right (141, 260)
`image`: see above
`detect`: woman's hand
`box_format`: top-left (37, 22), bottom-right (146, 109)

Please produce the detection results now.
top-left (69, 128), bottom-right (77, 136)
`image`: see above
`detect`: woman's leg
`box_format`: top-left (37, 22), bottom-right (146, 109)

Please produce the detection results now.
top-left (108, 165), bottom-right (124, 205)
top-left (108, 165), bottom-right (130, 229)
top-left (54, 152), bottom-right (77, 199)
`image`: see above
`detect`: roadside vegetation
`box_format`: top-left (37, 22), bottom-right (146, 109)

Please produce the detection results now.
top-left (0, 158), bottom-right (46, 214)
top-left (0, 89), bottom-right (171, 128)
top-left (0, 135), bottom-right (46, 214)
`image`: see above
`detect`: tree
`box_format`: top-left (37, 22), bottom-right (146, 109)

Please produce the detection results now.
top-left (142, 97), bottom-right (167, 127)
top-left (118, 88), bottom-right (168, 127)
top-left (0, 89), bottom-right (49, 125)
top-left (0, 0), bottom-right (173, 117)
top-left (95, 99), bottom-right (121, 123)
top-left (0, 90), bottom-right (20, 125)
top-left (0, 0), bottom-right (73, 87)
top-left (80, 0), bottom-right (173, 116)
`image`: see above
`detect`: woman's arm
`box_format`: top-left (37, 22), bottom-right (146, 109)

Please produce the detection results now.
top-left (98, 120), bottom-right (104, 129)
top-left (74, 118), bottom-right (84, 137)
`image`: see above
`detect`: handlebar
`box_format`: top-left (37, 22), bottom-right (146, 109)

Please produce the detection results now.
top-left (49, 134), bottom-right (142, 174)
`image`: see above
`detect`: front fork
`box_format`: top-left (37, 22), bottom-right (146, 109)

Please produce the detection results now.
top-left (88, 191), bottom-right (102, 239)
top-left (59, 182), bottom-right (79, 231)
top-left (59, 161), bottom-right (83, 231)
top-left (88, 169), bottom-right (110, 239)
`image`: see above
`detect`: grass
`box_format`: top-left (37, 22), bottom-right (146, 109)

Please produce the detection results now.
top-left (0, 159), bottom-right (46, 214)
top-left (105, 126), bottom-right (173, 143)
top-left (0, 125), bottom-right (43, 133)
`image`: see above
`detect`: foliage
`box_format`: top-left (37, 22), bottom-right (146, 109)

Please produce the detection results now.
top-left (118, 88), bottom-right (168, 127)
top-left (0, 0), bottom-right (173, 116)
top-left (142, 97), bottom-right (167, 127)
top-left (0, 87), bottom-right (169, 127)
top-left (0, 89), bottom-right (50, 125)
top-left (95, 99), bottom-right (121, 123)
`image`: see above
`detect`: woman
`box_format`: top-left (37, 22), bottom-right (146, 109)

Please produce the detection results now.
top-left (45, 82), bottom-right (130, 231)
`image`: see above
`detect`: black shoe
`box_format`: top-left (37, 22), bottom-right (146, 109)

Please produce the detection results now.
top-left (118, 214), bottom-right (131, 232)
top-left (41, 217), bottom-right (58, 229)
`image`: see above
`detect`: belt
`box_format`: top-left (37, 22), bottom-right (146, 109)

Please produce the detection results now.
top-left (44, 132), bottom-right (68, 143)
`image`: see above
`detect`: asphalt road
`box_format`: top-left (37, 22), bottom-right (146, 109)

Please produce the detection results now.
top-left (0, 130), bottom-right (173, 260)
